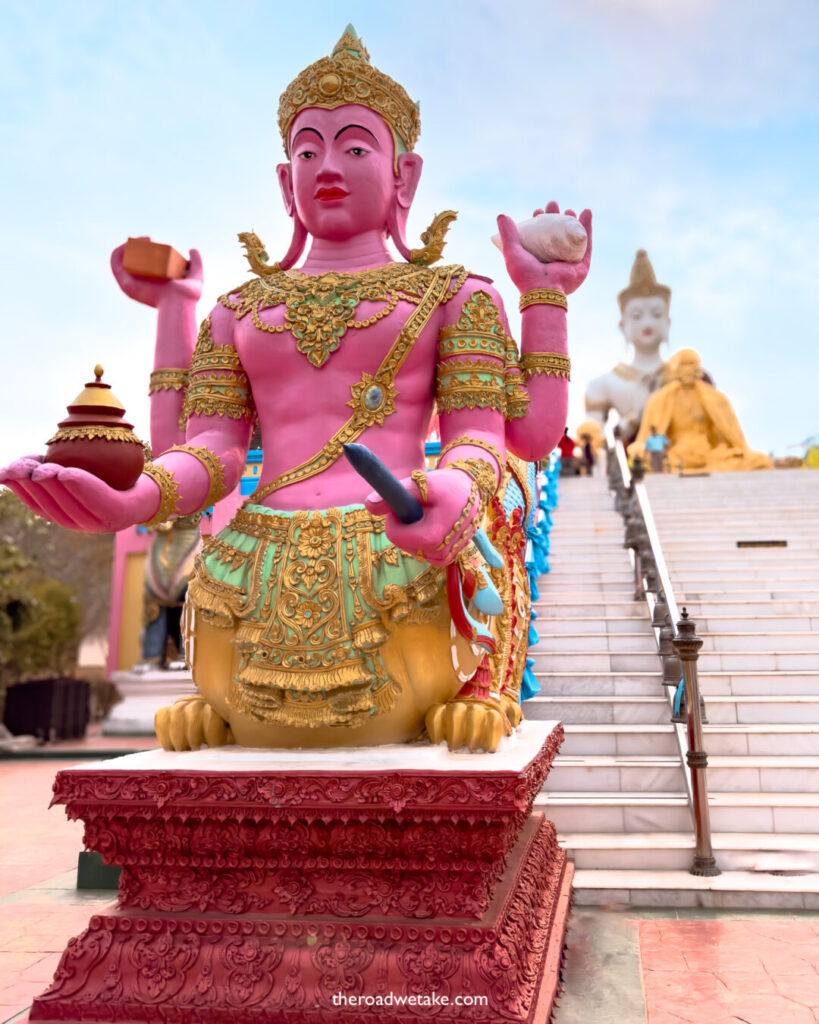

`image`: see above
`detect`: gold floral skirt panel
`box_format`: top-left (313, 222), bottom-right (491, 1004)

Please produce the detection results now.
top-left (185, 504), bottom-right (445, 729)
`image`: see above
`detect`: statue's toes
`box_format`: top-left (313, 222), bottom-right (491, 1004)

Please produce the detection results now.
top-left (480, 707), bottom-right (509, 753)
top-left (425, 703), bottom-right (447, 745)
top-left (444, 701), bottom-right (468, 751)
top-left (501, 692), bottom-right (523, 728)
top-left (154, 696), bottom-right (230, 751)
top-left (201, 703), bottom-right (233, 747)
top-left (464, 703), bottom-right (486, 751)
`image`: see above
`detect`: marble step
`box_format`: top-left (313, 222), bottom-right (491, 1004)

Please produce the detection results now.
top-left (700, 632), bottom-right (819, 652)
top-left (703, 694), bottom-right (819, 723)
top-left (550, 755), bottom-right (686, 792)
top-left (561, 723), bottom-right (677, 756)
top-left (529, 693), bottom-right (819, 724)
top-left (528, 652), bottom-right (660, 671)
top-left (538, 790), bottom-right (819, 834)
top-left (699, 670), bottom-right (819, 696)
top-left (708, 791), bottom-right (819, 832)
top-left (569, 868), bottom-right (819, 909)
top-left (702, 724), bottom-right (819, 755)
top-left (696, 651), bottom-right (819, 670)
top-left (695, 615), bottom-right (819, 632)
top-left (678, 588), bottom-right (819, 600)
top-left (532, 633), bottom-right (658, 653)
top-left (527, 695), bottom-right (669, 724)
top-left (530, 673), bottom-right (662, 696)
top-left (680, 599), bottom-right (819, 616)
top-left (536, 791), bottom-right (691, 833)
top-left (536, 616), bottom-right (651, 635)
top-left (533, 600), bottom-right (642, 616)
top-left (559, 723), bottom-right (819, 758)
top-left (558, 832), bottom-right (819, 873)
top-left (550, 754), bottom-right (819, 793)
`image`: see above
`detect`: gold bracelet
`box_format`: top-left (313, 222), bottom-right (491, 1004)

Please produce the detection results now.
top-left (446, 456), bottom-right (498, 521)
top-left (410, 469), bottom-right (429, 504)
top-left (148, 368), bottom-right (189, 395)
top-left (165, 445), bottom-right (228, 509)
top-left (435, 480), bottom-right (480, 552)
top-left (439, 434), bottom-right (506, 470)
top-left (519, 288), bottom-right (568, 312)
top-left (140, 462), bottom-right (180, 528)
top-left (521, 351), bottom-right (571, 381)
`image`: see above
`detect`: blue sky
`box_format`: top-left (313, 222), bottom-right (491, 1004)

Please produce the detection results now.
top-left (2, 0), bottom-right (818, 467)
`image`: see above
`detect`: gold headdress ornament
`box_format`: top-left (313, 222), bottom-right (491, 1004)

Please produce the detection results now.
top-left (617, 249), bottom-right (672, 314)
top-left (278, 24), bottom-right (421, 157)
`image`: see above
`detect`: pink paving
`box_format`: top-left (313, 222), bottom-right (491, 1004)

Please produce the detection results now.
top-left (640, 919), bottom-right (819, 1024)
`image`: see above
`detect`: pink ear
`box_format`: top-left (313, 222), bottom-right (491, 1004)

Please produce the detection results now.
top-left (276, 163), bottom-right (295, 217)
top-left (386, 153), bottom-right (423, 262)
top-left (274, 162), bottom-right (307, 269)
top-left (387, 201), bottom-right (413, 261)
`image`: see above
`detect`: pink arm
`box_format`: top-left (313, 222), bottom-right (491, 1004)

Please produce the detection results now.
top-left (110, 241), bottom-right (203, 454)
top-left (0, 302), bottom-right (251, 532)
top-left (497, 203), bottom-right (593, 462)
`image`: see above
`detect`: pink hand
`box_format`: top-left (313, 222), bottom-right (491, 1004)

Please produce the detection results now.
top-left (497, 203), bottom-right (593, 295)
top-left (110, 239), bottom-right (203, 309)
top-left (0, 457), bottom-right (159, 533)
top-left (364, 468), bottom-right (479, 567)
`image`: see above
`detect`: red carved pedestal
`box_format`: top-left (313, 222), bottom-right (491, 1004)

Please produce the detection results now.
top-left (31, 721), bottom-right (570, 1023)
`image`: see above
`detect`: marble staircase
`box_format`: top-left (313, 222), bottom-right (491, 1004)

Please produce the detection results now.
top-left (528, 467), bottom-right (819, 907)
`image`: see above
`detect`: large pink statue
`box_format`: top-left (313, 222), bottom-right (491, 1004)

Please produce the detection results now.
top-left (1, 28), bottom-right (591, 753)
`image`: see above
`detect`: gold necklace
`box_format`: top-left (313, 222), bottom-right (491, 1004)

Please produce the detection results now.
top-left (221, 263), bottom-right (467, 368)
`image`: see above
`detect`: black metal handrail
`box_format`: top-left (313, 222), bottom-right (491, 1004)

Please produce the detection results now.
top-left (605, 422), bottom-right (719, 876)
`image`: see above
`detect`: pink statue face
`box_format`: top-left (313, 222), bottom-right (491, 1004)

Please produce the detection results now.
top-left (284, 105), bottom-right (399, 241)
top-left (620, 295), bottom-right (671, 355)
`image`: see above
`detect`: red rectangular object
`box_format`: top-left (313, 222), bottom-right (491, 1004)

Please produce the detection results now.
top-left (122, 237), bottom-right (188, 279)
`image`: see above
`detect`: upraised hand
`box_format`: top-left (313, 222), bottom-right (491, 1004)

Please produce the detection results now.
top-left (0, 457), bottom-right (159, 533)
top-left (497, 201), bottom-right (593, 295)
top-left (110, 239), bottom-right (203, 309)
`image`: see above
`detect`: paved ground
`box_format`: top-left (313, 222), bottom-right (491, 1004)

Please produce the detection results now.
top-left (2, 739), bottom-right (818, 1024)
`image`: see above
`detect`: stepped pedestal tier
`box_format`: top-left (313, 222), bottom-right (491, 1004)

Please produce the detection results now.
top-left (102, 668), bottom-right (198, 736)
top-left (29, 721), bottom-right (570, 1024)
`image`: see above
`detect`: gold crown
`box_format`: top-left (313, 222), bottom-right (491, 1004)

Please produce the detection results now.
top-left (617, 249), bottom-right (671, 313)
top-left (278, 25), bottom-right (421, 156)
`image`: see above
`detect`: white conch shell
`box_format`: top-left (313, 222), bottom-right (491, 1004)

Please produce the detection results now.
top-left (492, 213), bottom-right (587, 264)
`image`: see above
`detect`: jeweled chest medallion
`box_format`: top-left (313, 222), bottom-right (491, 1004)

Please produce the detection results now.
top-left (363, 385), bottom-right (385, 410)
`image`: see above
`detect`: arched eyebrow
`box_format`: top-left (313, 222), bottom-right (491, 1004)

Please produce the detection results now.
top-left (334, 124), bottom-right (378, 143)
top-left (292, 127), bottom-right (324, 144)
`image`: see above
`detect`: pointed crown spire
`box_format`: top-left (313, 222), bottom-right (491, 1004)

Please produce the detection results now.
top-left (278, 25), bottom-right (420, 156)
top-left (617, 249), bottom-right (671, 313)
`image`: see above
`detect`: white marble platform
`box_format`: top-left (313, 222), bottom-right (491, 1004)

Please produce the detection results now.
top-left (66, 719), bottom-right (561, 776)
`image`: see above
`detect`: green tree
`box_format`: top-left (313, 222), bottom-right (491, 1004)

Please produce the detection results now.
top-left (0, 489), bottom-right (113, 638)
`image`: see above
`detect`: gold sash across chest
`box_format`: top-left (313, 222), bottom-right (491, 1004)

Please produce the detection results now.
top-left (248, 265), bottom-right (458, 504)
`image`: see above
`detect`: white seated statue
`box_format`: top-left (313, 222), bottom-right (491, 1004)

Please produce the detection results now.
top-left (584, 249), bottom-right (670, 441)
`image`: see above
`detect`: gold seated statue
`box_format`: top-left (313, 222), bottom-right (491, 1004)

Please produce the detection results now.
top-left (629, 349), bottom-right (772, 473)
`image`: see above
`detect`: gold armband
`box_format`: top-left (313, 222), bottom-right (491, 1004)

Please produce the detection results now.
top-left (140, 462), bottom-right (180, 528)
top-left (439, 434), bottom-right (506, 470)
top-left (180, 317), bottom-right (255, 426)
top-left (165, 445), bottom-right (228, 509)
top-left (521, 351), bottom-right (571, 381)
top-left (436, 361), bottom-right (506, 414)
top-left (148, 368), bottom-right (189, 395)
top-left (519, 288), bottom-right (568, 312)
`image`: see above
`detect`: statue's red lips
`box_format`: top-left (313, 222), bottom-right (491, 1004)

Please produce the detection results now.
top-left (315, 187), bottom-right (349, 200)
top-left (642, 328), bottom-right (654, 336)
